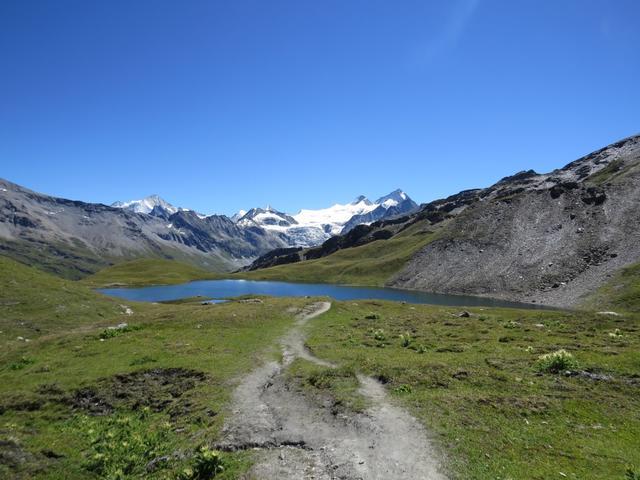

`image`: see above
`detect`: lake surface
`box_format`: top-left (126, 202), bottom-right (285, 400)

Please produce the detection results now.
top-left (98, 279), bottom-right (548, 309)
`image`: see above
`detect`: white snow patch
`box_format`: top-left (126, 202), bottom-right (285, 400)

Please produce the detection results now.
top-left (292, 200), bottom-right (377, 235)
top-left (112, 195), bottom-right (178, 215)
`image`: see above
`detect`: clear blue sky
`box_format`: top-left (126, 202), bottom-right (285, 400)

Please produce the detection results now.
top-left (1, 1), bottom-right (638, 216)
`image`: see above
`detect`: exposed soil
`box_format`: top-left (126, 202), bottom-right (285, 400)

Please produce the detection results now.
top-left (64, 367), bottom-right (207, 416)
top-left (217, 302), bottom-right (447, 479)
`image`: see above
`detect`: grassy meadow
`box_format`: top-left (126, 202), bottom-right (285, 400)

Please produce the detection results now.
top-left (1, 254), bottom-right (639, 479)
top-left (0, 256), bottom-right (307, 479)
top-left (302, 301), bottom-right (640, 479)
top-left (81, 258), bottom-right (222, 288)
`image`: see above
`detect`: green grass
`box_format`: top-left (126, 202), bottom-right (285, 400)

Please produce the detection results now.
top-left (587, 158), bottom-right (637, 185)
top-left (0, 238), bottom-right (110, 280)
top-left (0, 255), bottom-right (124, 339)
top-left (285, 359), bottom-right (368, 413)
top-left (0, 255), bottom-right (306, 479)
top-left (302, 300), bottom-right (640, 479)
top-left (4, 253), bottom-right (640, 478)
top-left (585, 262), bottom-right (640, 313)
top-left (237, 221), bottom-right (438, 286)
top-left (81, 258), bottom-right (222, 287)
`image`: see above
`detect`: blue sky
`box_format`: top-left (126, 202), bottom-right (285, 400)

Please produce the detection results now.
top-left (1, 0), bottom-right (638, 216)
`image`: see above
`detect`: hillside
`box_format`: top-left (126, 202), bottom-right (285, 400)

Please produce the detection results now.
top-left (0, 179), bottom-right (289, 279)
top-left (245, 135), bottom-right (640, 307)
top-left (583, 261), bottom-right (640, 313)
top-left (81, 258), bottom-right (221, 287)
top-left (0, 255), bottom-right (123, 338)
top-left (392, 135), bottom-right (640, 307)
top-left (239, 220), bottom-right (438, 286)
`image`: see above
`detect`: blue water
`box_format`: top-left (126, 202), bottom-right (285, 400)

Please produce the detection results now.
top-left (98, 279), bottom-right (548, 309)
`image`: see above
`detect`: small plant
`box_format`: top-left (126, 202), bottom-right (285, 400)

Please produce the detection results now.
top-left (416, 344), bottom-right (428, 354)
top-left (609, 328), bottom-right (624, 339)
top-left (99, 324), bottom-right (141, 340)
top-left (9, 356), bottom-right (35, 370)
top-left (178, 446), bottom-right (225, 479)
top-left (399, 332), bottom-right (412, 348)
top-left (536, 349), bottom-right (579, 373)
top-left (373, 329), bottom-right (386, 341)
top-left (393, 384), bottom-right (412, 395)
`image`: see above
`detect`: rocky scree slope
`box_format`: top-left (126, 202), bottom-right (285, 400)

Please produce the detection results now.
top-left (391, 135), bottom-right (640, 307)
top-left (0, 180), bottom-right (289, 278)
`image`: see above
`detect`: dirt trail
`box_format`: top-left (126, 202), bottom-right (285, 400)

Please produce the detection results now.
top-left (217, 302), bottom-right (446, 480)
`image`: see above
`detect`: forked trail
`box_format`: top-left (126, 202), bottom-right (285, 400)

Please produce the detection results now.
top-left (217, 302), bottom-right (446, 480)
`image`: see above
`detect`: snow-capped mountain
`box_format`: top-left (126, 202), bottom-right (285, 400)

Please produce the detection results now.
top-left (341, 189), bottom-right (419, 233)
top-left (375, 189), bottom-right (411, 208)
top-left (235, 190), bottom-right (418, 247)
top-left (237, 207), bottom-right (298, 228)
top-left (112, 190), bottom-right (418, 248)
top-left (112, 195), bottom-right (178, 215)
top-left (230, 209), bottom-right (247, 223)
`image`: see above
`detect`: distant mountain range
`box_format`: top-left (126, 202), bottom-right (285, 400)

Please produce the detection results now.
top-left (0, 182), bottom-right (418, 278)
top-left (230, 189), bottom-right (418, 247)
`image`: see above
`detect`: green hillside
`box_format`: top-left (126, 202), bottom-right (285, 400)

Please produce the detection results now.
top-left (0, 254), bottom-right (305, 479)
top-left (82, 258), bottom-right (221, 287)
top-left (584, 261), bottom-right (640, 313)
top-left (0, 255), bottom-right (123, 338)
top-left (238, 221), bottom-right (437, 286)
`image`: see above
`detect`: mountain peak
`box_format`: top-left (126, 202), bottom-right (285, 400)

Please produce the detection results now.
top-left (111, 195), bottom-right (178, 215)
top-left (351, 195), bottom-right (372, 205)
top-left (375, 189), bottom-right (410, 206)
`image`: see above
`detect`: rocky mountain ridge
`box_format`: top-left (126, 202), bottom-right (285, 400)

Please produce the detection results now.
top-left (392, 134), bottom-right (640, 306)
top-left (247, 135), bottom-right (640, 307)
top-left (233, 190), bottom-right (419, 247)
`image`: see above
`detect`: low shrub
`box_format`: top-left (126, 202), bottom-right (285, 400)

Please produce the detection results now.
top-left (373, 329), bottom-right (386, 341)
top-left (536, 349), bottom-right (579, 373)
top-left (178, 446), bottom-right (225, 479)
top-left (609, 328), bottom-right (624, 339)
top-left (393, 384), bottom-right (412, 395)
top-left (99, 324), bottom-right (142, 340)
